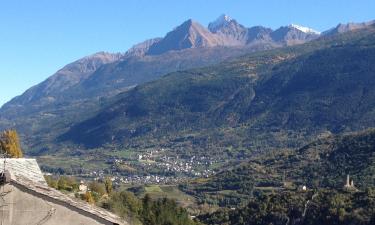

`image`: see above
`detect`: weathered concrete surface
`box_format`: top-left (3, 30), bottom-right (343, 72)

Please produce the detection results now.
top-left (0, 158), bottom-right (128, 225)
top-left (0, 158), bottom-right (46, 185)
top-left (0, 183), bottom-right (116, 225)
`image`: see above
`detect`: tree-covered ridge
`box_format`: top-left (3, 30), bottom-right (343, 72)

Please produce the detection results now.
top-left (198, 188), bottom-right (375, 225)
top-left (105, 192), bottom-right (200, 225)
top-left (182, 129), bottom-right (375, 206)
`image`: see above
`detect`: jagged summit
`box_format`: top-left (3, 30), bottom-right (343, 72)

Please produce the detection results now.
top-left (147, 19), bottom-right (221, 55)
top-left (207, 14), bottom-right (250, 45)
top-left (289, 24), bottom-right (321, 34)
top-left (208, 14), bottom-right (234, 32)
top-left (124, 15), bottom-right (330, 56)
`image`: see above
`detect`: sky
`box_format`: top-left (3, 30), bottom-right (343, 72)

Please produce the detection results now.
top-left (1, 0), bottom-right (375, 107)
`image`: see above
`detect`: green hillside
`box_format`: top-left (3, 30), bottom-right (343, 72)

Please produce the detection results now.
top-left (182, 129), bottom-right (375, 206)
top-left (60, 25), bottom-right (375, 160)
top-left (198, 188), bottom-right (375, 225)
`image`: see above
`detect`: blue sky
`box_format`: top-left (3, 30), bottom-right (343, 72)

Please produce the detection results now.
top-left (1, 0), bottom-right (375, 107)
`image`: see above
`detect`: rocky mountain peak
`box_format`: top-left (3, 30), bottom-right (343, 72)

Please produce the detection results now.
top-left (208, 14), bottom-right (251, 45)
top-left (129, 15), bottom-right (326, 55)
top-left (146, 19), bottom-right (221, 55)
top-left (208, 14), bottom-right (235, 32)
top-left (271, 24), bottom-right (320, 45)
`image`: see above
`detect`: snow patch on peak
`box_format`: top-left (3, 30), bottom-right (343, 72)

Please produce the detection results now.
top-left (208, 14), bottom-right (234, 31)
top-left (219, 14), bottom-right (233, 22)
top-left (289, 24), bottom-right (321, 35)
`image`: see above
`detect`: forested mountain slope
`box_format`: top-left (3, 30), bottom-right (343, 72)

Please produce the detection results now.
top-left (183, 128), bottom-right (375, 205)
top-left (195, 129), bottom-right (375, 225)
top-left (61, 25), bottom-right (375, 158)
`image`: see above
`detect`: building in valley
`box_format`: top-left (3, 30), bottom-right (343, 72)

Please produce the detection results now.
top-left (343, 174), bottom-right (358, 191)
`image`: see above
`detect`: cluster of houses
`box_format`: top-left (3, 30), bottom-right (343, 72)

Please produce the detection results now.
top-left (136, 151), bottom-right (215, 176)
top-left (114, 174), bottom-right (186, 185)
top-left (79, 149), bottom-right (218, 185)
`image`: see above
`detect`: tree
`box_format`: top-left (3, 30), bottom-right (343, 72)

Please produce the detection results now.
top-left (57, 176), bottom-right (68, 190)
top-left (45, 175), bottom-right (58, 189)
top-left (107, 191), bottom-right (142, 219)
top-left (0, 130), bottom-right (23, 158)
top-left (105, 177), bottom-right (113, 195)
top-left (141, 194), bottom-right (155, 225)
top-left (85, 191), bottom-right (95, 204)
top-left (89, 181), bottom-right (106, 196)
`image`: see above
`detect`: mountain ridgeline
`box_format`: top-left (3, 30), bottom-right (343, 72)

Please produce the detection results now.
top-left (0, 16), bottom-right (374, 157)
top-left (2, 14), bottom-right (375, 225)
top-left (60, 24), bottom-right (375, 155)
top-left (0, 15), bottom-right (327, 153)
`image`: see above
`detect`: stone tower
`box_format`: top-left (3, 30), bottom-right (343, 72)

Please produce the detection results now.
top-left (344, 174), bottom-right (356, 189)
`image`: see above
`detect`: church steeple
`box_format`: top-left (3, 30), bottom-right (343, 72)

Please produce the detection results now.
top-left (344, 174), bottom-right (357, 191)
top-left (345, 174), bottom-right (350, 187)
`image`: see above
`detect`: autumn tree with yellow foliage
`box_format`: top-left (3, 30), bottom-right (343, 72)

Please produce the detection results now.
top-left (0, 130), bottom-right (23, 158)
top-left (85, 191), bottom-right (95, 204)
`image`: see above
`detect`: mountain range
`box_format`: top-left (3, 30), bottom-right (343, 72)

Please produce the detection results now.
top-left (0, 15), bottom-right (374, 159)
top-left (2, 13), bottom-right (375, 225)
top-left (60, 24), bottom-right (375, 152)
top-left (130, 14), bottom-right (321, 55)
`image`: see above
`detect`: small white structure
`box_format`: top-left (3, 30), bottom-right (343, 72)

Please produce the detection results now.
top-left (79, 180), bottom-right (88, 193)
top-left (344, 174), bottom-right (357, 191)
top-left (344, 174), bottom-right (354, 188)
